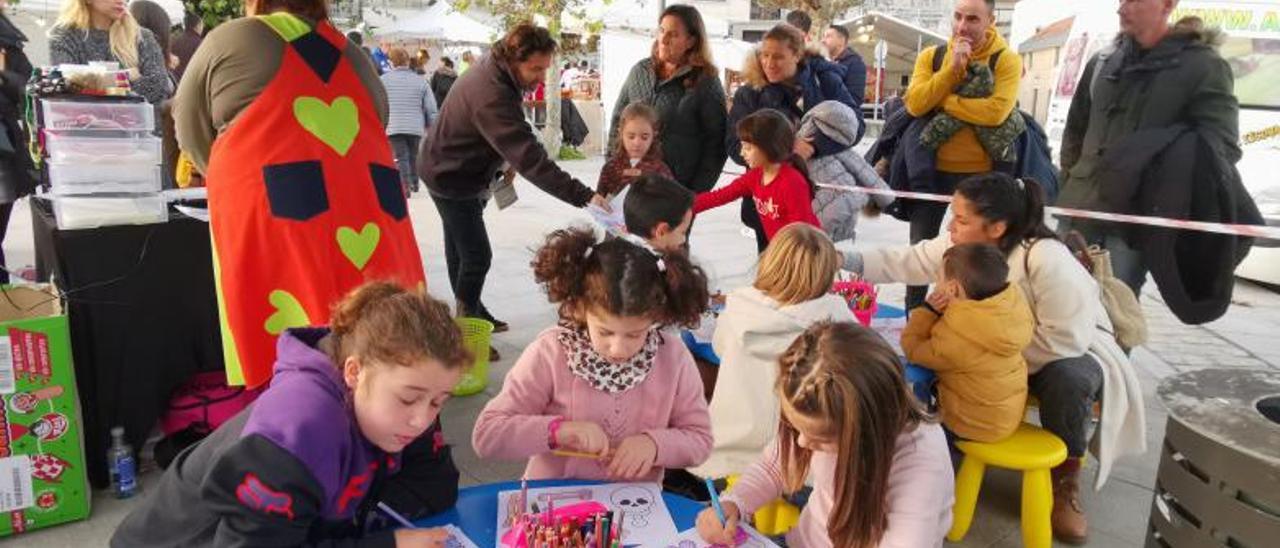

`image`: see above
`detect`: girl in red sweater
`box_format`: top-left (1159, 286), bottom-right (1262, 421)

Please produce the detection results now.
top-left (694, 109), bottom-right (821, 243)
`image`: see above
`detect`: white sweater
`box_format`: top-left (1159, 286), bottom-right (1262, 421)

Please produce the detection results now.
top-left (691, 287), bottom-right (855, 479)
top-left (856, 234), bottom-right (1146, 487)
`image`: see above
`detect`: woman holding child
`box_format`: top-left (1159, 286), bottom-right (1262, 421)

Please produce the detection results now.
top-left (728, 23), bottom-right (858, 252)
top-left (846, 173), bottom-right (1145, 544)
top-left (609, 5), bottom-right (728, 195)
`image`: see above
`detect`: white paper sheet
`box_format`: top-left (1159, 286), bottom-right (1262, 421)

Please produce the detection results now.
top-left (441, 524), bottom-right (480, 548)
top-left (656, 524), bottom-right (780, 548)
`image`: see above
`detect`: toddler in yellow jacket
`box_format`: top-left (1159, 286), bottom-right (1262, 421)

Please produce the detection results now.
top-left (901, 243), bottom-right (1033, 443)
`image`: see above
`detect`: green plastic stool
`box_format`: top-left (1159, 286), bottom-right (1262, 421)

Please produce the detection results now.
top-left (452, 318), bottom-right (494, 396)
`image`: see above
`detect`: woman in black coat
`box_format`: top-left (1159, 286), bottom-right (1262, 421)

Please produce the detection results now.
top-left (0, 10), bottom-right (34, 283)
top-left (608, 4), bottom-right (727, 195)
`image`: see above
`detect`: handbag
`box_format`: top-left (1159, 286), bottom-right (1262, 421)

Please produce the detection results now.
top-left (1022, 235), bottom-right (1148, 352)
top-left (1061, 232), bottom-right (1150, 351)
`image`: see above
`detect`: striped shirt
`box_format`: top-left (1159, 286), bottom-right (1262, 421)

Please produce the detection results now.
top-left (380, 67), bottom-right (437, 137)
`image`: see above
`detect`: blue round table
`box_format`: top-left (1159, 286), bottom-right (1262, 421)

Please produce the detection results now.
top-left (416, 480), bottom-right (705, 547)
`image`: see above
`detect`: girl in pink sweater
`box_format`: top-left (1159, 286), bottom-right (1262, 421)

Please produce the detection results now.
top-left (696, 322), bottom-right (955, 548)
top-left (472, 227), bottom-right (714, 481)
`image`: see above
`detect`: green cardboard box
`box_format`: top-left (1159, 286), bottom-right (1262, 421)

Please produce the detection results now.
top-left (0, 286), bottom-right (90, 536)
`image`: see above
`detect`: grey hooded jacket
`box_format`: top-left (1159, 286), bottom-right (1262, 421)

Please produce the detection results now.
top-left (800, 101), bottom-right (895, 243)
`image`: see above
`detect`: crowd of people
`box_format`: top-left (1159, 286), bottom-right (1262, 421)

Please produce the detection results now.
top-left (2, 0), bottom-right (1249, 545)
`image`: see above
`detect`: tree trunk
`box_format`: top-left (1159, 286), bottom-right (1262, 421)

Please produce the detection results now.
top-left (541, 14), bottom-right (565, 155)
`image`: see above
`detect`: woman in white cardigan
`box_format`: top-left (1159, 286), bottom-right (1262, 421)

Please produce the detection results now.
top-left (692, 224), bottom-right (854, 480)
top-left (843, 173), bottom-right (1144, 545)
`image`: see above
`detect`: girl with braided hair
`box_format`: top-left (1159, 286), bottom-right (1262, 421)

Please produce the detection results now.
top-left (696, 322), bottom-right (954, 548)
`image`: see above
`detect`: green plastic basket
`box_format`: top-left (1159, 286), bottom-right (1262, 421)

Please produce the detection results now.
top-left (452, 317), bottom-right (494, 396)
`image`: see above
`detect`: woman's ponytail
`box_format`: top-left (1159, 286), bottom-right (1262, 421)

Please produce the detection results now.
top-left (956, 173), bottom-right (1057, 254)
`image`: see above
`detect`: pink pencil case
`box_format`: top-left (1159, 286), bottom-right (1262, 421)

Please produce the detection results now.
top-left (500, 501), bottom-right (609, 547)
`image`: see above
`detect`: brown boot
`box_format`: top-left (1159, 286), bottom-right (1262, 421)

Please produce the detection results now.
top-left (1051, 458), bottom-right (1088, 544)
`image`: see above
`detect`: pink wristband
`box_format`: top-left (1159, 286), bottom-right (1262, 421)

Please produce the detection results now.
top-left (547, 417), bottom-right (565, 449)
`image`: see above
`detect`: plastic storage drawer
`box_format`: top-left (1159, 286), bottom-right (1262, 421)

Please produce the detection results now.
top-left (44, 132), bottom-right (162, 165)
top-left (41, 100), bottom-right (154, 132)
top-left (52, 194), bottom-right (168, 230)
top-left (48, 163), bottom-right (162, 195)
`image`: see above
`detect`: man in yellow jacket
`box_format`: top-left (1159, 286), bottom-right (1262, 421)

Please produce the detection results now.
top-left (902, 0), bottom-right (1023, 310)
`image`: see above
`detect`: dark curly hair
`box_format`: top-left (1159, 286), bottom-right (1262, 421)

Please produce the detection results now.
top-left (493, 23), bottom-right (558, 63)
top-left (531, 227), bottom-right (710, 328)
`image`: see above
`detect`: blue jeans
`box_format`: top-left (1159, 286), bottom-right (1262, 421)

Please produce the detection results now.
top-left (389, 134), bottom-right (421, 193)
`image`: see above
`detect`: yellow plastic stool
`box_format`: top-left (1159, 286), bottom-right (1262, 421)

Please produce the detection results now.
top-left (724, 475), bottom-right (801, 536)
top-left (947, 423), bottom-right (1067, 548)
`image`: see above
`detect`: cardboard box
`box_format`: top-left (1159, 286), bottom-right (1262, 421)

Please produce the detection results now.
top-left (0, 286), bottom-right (90, 536)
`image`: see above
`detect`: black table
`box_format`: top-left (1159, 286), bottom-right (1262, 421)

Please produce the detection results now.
top-left (32, 197), bottom-right (224, 488)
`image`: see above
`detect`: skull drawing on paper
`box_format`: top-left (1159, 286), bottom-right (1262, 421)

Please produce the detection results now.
top-left (610, 486), bottom-right (656, 528)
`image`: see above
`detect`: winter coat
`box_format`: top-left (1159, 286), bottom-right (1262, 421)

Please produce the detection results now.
top-left (419, 52), bottom-right (593, 206)
top-left (727, 53), bottom-right (860, 167)
top-left (609, 58), bottom-right (728, 193)
top-left (1093, 125), bottom-right (1261, 324)
top-left (595, 146), bottom-right (674, 198)
top-left (901, 284), bottom-right (1033, 442)
top-left (691, 287), bottom-right (854, 479)
top-left (831, 47), bottom-right (868, 141)
top-left (1059, 25), bottom-right (1241, 214)
top-left (904, 28), bottom-right (1022, 174)
top-left (799, 101), bottom-right (893, 242)
top-left (430, 67), bottom-right (457, 107)
top-left (0, 15), bottom-right (34, 203)
top-left (111, 329), bottom-right (459, 547)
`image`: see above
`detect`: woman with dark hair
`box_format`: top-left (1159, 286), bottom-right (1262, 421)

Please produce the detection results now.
top-left (728, 23), bottom-right (858, 252)
top-left (0, 7), bottom-right (34, 283)
top-left (176, 0), bottom-right (427, 388)
top-left (609, 4), bottom-right (727, 196)
top-left (844, 172), bottom-right (1146, 543)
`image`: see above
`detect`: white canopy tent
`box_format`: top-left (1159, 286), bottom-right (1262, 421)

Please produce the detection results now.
top-left (362, 5), bottom-right (497, 44)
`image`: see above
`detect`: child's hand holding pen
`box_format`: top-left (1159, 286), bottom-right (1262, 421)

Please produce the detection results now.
top-left (695, 500), bottom-right (742, 545)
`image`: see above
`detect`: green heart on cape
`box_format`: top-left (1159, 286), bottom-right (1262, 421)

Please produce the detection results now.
top-left (293, 96), bottom-right (360, 156)
top-left (264, 290), bottom-right (310, 335)
top-left (337, 223), bottom-right (381, 270)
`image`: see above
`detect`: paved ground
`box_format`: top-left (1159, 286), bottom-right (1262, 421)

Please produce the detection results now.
top-left (6, 156), bottom-right (1279, 547)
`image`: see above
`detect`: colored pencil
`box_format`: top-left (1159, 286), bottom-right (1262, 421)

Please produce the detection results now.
top-left (376, 502), bottom-right (416, 529)
top-left (551, 449), bottom-right (608, 459)
top-left (705, 478), bottom-right (727, 526)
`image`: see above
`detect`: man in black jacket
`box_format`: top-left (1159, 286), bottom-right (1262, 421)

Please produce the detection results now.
top-left (1060, 1), bottom-right (1240, 297)
top-left (821, 24), bottom-right (868, 115)
top-left (419, 24), bottom-right (607, 340)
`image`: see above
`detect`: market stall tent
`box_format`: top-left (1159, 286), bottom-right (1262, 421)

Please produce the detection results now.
top-left (363, 5), bottom-right (497, 44)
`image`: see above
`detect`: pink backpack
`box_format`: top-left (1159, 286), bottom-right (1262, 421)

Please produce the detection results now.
top-left (160, 372), bottom-right (262, 436)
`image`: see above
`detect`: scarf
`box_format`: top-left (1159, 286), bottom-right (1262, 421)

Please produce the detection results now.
top-left (556, 321), bottom-right (660, 394)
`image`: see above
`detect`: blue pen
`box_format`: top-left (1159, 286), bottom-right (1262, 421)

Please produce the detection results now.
top-left (704, 478), bottom-right (726, 525)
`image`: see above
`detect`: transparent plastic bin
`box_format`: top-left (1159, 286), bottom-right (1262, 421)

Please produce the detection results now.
top-left (41, 99), bottom-right (154, 132)
top-left (48, 163), bottom-right (162, 195)
top-left (45, 132), bottom-right (162, 165)
top-left (51, 194), bottom-right (168, 230)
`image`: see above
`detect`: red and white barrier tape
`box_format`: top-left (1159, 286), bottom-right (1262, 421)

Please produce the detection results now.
top-left (815, 183), bottom-right (1280, 241)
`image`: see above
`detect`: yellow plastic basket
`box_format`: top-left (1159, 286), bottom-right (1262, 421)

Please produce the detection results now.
top-left (452, 318), bottom-right (494, 396)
